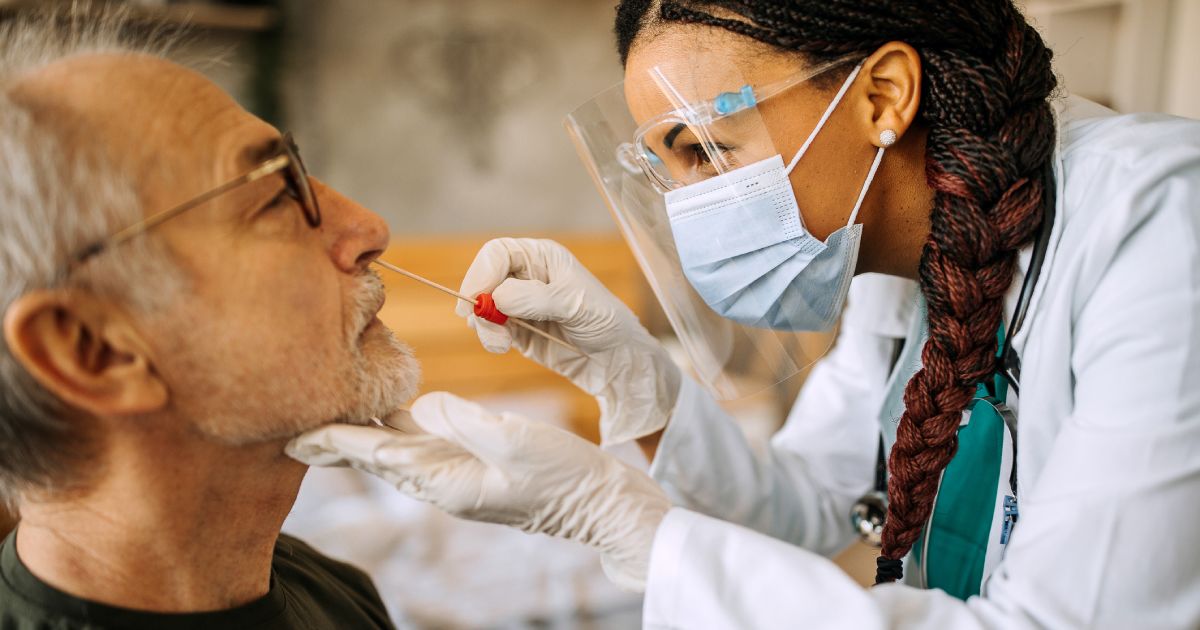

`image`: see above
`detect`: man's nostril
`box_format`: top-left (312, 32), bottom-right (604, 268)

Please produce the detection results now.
top-left (356, 248), bottom-right (384, 269)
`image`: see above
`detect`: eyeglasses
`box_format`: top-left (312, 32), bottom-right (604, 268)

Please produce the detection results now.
top-left (69, 132), bottom-right (321, 270)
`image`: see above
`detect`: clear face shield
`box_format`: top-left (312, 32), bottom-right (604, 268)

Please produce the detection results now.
top-left (565, 55), bottom-right (868, 400)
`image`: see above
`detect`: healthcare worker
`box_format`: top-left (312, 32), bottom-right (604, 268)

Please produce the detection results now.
top-left (289, 0), bottom-right (1200, 627)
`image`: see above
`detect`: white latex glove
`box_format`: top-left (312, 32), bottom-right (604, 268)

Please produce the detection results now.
top-left (286, 392), bottom-right (671, 591)
top-left (458, 237), bottom-right (680, 445)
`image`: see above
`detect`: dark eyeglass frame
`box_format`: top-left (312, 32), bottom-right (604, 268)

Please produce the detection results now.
top-left (69, 132), bottom-right (321, 270)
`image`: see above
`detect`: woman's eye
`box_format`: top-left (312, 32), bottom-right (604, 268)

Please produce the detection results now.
top-left (688, 143), bottom-right (734, 167)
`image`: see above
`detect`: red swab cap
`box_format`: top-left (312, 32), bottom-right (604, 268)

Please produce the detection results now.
top-left (473, 293), bottom-right (508, 325)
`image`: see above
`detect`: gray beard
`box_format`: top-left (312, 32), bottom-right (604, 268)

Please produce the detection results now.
top-left (158, 270), bottom-right (422, 445)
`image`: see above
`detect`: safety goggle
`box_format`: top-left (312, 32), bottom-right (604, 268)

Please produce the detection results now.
top-left (616, 54), bottom-right (862, 192)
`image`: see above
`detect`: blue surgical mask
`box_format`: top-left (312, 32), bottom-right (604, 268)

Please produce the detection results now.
top-left (663, 64), bottom-right (885, 332)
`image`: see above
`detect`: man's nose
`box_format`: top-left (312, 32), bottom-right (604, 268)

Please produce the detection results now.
top-left (312, 179), bottom-right (390, 274)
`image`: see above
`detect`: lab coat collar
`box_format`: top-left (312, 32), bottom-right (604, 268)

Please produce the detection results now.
top-left (1010, 95), bottom-right (1114, 357)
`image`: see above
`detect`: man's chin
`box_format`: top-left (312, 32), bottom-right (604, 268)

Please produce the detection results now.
top-left (339, 330), bottom-right (422, 426)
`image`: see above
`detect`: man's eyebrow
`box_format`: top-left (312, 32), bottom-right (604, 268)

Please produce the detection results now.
top-left (229, 135), bottom-right (286, 218)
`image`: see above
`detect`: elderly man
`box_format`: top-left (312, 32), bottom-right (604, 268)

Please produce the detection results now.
top-left (0, 11), bottom-right (416, 628)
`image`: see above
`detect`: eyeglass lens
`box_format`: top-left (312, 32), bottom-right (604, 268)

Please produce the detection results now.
top-left (283, 135), bottom-right (321, 228)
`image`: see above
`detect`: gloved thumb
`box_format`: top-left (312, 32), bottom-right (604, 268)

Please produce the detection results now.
top-left (491, 277), bottom-right (577, 323)
top-left (456, 238), bottom-right (528, 320)
top-left (410, 392), bottom-right (521, 467)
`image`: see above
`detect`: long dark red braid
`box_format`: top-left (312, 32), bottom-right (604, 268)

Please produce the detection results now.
top-left (615, 0), bottom-right (1057, 583)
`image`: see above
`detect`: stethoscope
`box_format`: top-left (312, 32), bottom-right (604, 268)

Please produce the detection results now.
top-left (850, 165), bottom-right (1057, 547)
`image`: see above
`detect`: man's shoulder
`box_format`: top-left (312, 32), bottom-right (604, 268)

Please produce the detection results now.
top-left (273, 533), bottom-right (371, 586)
top-left (0, 530), bottom-right (395, 630)
top-left (271, 534), bottom-right (395, 629)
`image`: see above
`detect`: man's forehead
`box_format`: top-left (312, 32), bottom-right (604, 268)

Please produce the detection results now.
top-left (10, 52), bottom-right (276, 176)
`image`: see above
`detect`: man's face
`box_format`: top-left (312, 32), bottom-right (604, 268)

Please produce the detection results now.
top-left (18, 54), bottom-right (420, 443)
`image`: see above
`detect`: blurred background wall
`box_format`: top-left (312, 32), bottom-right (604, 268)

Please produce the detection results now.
top-left (1024, 0), bottom-right (1200, 118)
top-left (6, 0), bottom-right (1193, 234)
top-left (280, 0), bottom-right (623, 235)
top-left (2, 0), bottom-right (1200, 627)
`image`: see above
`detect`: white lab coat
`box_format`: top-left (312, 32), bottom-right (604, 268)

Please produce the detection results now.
top-left (641, 96), bottom-right (1200, 629)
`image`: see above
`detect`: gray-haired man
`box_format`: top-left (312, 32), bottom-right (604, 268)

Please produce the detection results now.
top-left (0, 10), bottom-right (417, 628)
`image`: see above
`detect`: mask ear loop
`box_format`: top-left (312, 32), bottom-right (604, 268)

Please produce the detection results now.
top-left (778, 59), bottom-right (890, 230)
top-left (785, 62), bottom-right (865, 175)
top-left (846, 145), bottom-right (887, 228)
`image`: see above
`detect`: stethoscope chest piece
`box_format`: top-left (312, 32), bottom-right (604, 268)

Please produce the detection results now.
top-left (850, 490), bottom-right (888, 547)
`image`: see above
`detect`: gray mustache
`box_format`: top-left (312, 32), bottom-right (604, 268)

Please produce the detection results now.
top-left (349, 270), bottom-right (387, 337)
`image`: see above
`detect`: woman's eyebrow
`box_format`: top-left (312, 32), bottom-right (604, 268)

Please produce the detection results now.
top-left (664, 123), bottom-right (686, 149)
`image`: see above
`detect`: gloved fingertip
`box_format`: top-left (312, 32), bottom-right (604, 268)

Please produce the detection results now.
top-left (285, 429), bottom-right (347, 466)
top-left (285, 424), bottom-right (397, 467)
top-left (411, 391), bottom-right (488, 436)
top-left (482, 340), bottom-right (511, 354)
top-left (474, 319), bottom-right (513, 353)
top-left (283, 439), bottom-right (321, 461)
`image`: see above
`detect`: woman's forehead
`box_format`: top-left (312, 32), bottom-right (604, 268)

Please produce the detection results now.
top-left (625, 54), bottom-right (745, 115)
top-left (622, 31), bottom-right (807, 122)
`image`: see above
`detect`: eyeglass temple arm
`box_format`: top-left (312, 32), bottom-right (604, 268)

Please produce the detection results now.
top-left (74, 155), bottom-right (291, 265)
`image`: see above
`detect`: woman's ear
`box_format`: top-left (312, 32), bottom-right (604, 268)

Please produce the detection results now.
top-left (858, 41), bottom-right (923, 147)
top-left (3, 290), bottom-right (168, 417)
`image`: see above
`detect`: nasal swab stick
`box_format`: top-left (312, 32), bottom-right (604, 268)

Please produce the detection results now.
top-left (371, 410), bottom-right (414, 433)
top-left (371, 259), bottom-right (585, 356)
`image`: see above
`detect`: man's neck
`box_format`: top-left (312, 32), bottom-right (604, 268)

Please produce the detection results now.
top-left (15, 433), bottom-right (306, 613)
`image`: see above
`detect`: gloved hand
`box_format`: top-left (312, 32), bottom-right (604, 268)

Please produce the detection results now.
top-left (458, 237), bottom-right (680, 445)
top-left (286, 392), bottom-right (671, 591)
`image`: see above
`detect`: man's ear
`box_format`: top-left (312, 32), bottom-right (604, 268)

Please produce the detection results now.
top-left (3, 290), bottom-right (167, 417)
top-left (856, 41), bottom-right (923, 148)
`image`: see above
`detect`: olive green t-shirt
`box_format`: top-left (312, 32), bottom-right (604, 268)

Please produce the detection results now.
top-left (0, 530), bottom-right (395, 629)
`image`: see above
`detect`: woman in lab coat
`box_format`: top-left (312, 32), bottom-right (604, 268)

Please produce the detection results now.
top-left (289, 0), bottom-right (1200, 627)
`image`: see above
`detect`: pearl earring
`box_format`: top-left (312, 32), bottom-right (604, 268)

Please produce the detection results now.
top-left (880, 129), bottom-right (898, 148)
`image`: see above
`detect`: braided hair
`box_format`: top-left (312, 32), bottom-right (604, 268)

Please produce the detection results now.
top-left (615, 0), bottom-right (1056, 584)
